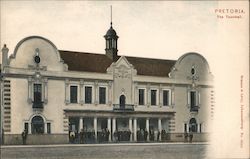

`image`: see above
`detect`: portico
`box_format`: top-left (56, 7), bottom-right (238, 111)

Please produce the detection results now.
top-left (66, 110), bottom-right (174, 143)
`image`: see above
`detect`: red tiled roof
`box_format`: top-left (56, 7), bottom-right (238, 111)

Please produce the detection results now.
top-left (59, 50), bottom-right (176, 77)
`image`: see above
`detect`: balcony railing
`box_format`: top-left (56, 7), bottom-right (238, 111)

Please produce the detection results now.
top-left (190, 105), bottom-right (199, 112)
top-left (113, 104), bottom-right (134, 111)
top-left (32, 101), bottom-right (44, 109)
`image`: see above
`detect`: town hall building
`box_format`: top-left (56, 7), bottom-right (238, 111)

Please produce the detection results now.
top-left (0, 21), bottom-right (214, 144)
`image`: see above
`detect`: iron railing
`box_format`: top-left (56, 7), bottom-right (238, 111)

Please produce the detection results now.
top-left (190, 105), bottom-right (199, 112)
top-left (32, 101), bottom-right (44, 109)
top-left (113, 104), bottom-right (134, 111)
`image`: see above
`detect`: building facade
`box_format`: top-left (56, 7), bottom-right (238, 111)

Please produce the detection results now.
top-left (0, 23), bottom-right (214, 144)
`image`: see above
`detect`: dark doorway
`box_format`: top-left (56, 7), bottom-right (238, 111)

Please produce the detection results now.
top-left (120, 95), bottom-right (126, 109)
top-left (31, 116), bottom-right (44, 134)
top-left (189, 118), bottom-right (197, 132)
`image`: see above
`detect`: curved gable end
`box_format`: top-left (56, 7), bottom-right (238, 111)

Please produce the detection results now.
top-left (9, 36), bottom-right (65, 71)
top-left (170, 52), bottom-right (213, 82)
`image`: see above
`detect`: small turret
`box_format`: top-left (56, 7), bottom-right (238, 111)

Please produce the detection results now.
top-left (1, 44), bottom-right (9, 70)
top-left (104, 6), bottom-right (119, 61)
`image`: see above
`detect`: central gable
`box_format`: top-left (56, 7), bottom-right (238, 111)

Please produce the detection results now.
top-left (107, 56), bottom-right (137, 77)
top-left (108, 56), bottom-right (137, 105)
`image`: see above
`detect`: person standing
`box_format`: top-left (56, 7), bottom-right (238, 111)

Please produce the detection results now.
top-left (69, 131), bottom-right (75, 144)
top-left (144, 130), bottom-right (148, 142)
top-left (157, 130), bottom-right (160, 141)
top-left (184, 132), bottom-right (188, 142)
top-left (79, 129), bottom-right (84, 144)
top-left (21, 130), bottom-right (27, 145)
top-left (189, 132), bottom-right (193, 143)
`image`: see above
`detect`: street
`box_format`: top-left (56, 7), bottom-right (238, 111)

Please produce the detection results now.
top-left (1, 143), bottom-right (209, 159)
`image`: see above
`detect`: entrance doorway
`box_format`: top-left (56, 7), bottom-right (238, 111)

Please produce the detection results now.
top-left (31, 116), bottom-right (44, 134)
top-left (189, 118), bottom-right (197, 132)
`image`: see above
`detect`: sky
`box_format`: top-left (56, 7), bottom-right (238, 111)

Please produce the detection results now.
top-left (1, 1), bottom-right (218, 68)
top-left (0, 1), bottom-right (249, 158)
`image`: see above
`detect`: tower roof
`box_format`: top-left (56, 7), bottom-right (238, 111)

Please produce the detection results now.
top-left (104, 25), bottom-right (118, 39)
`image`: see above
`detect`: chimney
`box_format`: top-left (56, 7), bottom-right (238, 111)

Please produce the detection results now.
top-left (1, 44), bottom-right (9, 70)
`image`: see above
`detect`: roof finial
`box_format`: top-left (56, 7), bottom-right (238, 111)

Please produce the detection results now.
top-left (110, 5), bottom-right (113, 27)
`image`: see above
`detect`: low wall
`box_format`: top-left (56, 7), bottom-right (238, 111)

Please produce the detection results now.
top-left (169, 133), bottom-right (210, 142)
top-left (3, 134), bottom-right (69, 145)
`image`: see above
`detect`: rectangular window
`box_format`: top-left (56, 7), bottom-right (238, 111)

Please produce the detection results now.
top-left (99, 87), bottom-right (106, 104)
top-left (190, 91), bottom-right (196, 107)
top-left (70, 86), bottom-right (78, 103)
top-left (190, 91), bottom-right (199, 112)
top-left (139, 89), bottom-right (145, 105)
top-left (85, 86), bottom-right (92, 104)
top-left (199, 123), bottom-right (202, 133)
top-left (33, 84), bottom-right (43, 108)
top-left (184, 123), bottom-right (187, 132)
top-left (47, 123), bottom-right (51, 134)
top-left (151, 90), bottom-right (157, 106)
top-left (34, 84), bottom-right (42, 103)
top-left (163, 90), bottom-right (170, 106)
top-left (24, 122), bottom-right (29, 133)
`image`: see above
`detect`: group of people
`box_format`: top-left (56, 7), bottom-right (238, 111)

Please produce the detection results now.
top-left (137, 129), bottom-right (170, 142)
top-left (20, 128), bottom-right (194, 145)
top-left (69, 128), bottom-right (111, 144)
top-left (184, 132), bottom-right (194, 143)
top-left (98, 128), bottom-right (110, 142)
top-left (113, 130), bottom-right (131, 142)
top-left (69, 128), bottom-right (171, 143)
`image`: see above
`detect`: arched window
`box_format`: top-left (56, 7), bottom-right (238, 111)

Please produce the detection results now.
top-left (189, 118), bottom-right (197, 133)
top-left (120, 95), bottom-right (126, 109)
top-left (31, 116), bottom-right (44, 134)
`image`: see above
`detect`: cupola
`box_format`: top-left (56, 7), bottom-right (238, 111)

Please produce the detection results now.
top-left (104, 6), bottom-right (118, 61)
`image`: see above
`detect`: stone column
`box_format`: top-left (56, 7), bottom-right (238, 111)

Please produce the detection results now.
top-left (158, 118), bottom-right (162, 141)
top-left (44, 122), bottom-right (47, 134)
top-left (28, 122), bottom-right (32, 134)
top-left (159, 85), bottom-right (163, 107)
top-left (27, 77), bottom-right (32, 104)
top-left (147, 84), bottom-right (150, 107)
top-left (65, 79), bottom-right (70, 104)
top-left (129, 118), bottom-right (133, 142)
top-left (134, 83), bottom-right (138, 106)
top-left (43, 78), bottom-right (48, 104)
top-left (94, 117), bottom-right (97, 142)
top-left (133, 118), bottom-right (137, 141)
top-left (94, 81), bottom-right (98, 105)
top-left (107, 118), bottom-right (111, 141)
top-left (79, 117), bottom-right (83, 131)
top-left (197, 123), bottom-right (200, 133)
top-left (112, 118), bottom-right (116, 141)
top-left (146, 118), bottom-right (150, 141)
top-left (79, 80), bottom-right (84, 105)
top-left (108, 81), bottom-right (112, 106)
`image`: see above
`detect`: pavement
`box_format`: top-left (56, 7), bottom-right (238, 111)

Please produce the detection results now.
top-left (1, 142), bottom-right (209, 148)
top-left (1, 142), bottom-right (210, 159)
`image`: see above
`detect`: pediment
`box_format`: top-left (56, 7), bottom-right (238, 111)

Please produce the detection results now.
top-left (106, 56), bottom-right (137, 76)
